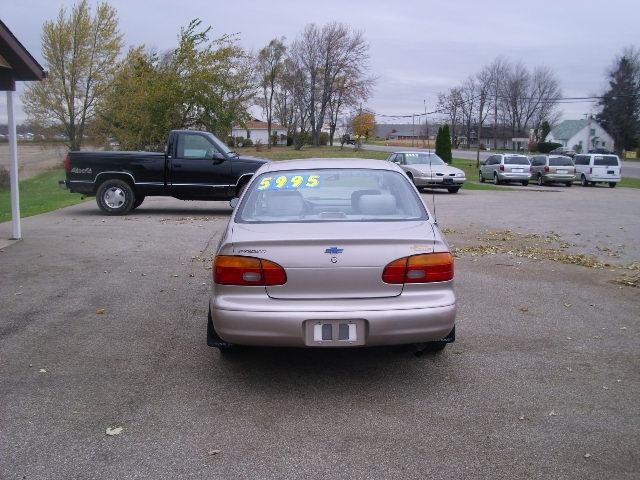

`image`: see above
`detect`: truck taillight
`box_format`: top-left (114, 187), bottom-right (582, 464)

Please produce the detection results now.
top-left (214, 255), bottom-right (286, 286)
top-left (63, 154), bottom-right (71, 173)
top-left (382, 253), bottom-right (454, 284)
top-left (499, 164), bottom-right (505, 171)
top-left (544, 165), bottom-right (550, 173)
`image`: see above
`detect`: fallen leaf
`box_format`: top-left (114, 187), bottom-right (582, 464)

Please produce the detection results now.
top-left (208, 449), bottom-right (221, 455)
top-left (620, 326), bottom-right (627, 330)
top-left (548, 411), bottom-right (557, 416)
top-left (566, 367), bottom-right (573, 372)
top-left (566, 337), bottom-right (572, 340)
top-left (584, 453), bottom-right (591, 458)
top-left (519, 307), bottom-right (529, 313)
top-left (39, 368), bottom-right (47, 373)
top-left (106, 427), bottom-right (123, 436)
top-left (602, 386), bottom-right (609, 390)
top-left (172, 274), bottom-right (179, 277)
top-left (96, 308), bottom-right (106, 315)
top-left (564, 303), bottom-right (572, 308)
top-left (518, 415), bottom-right (525, 421)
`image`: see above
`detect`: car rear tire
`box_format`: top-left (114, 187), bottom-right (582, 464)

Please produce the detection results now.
top-left (447, 187), bottom-right (460, 193)
top-left (609, 182), bottom-right (617, 188)
top-left (493, 173), bottom-right (500, 185)
top-left (207, 308), bottom-right (235, 355)
top-left (537, 174), bottom-right (544, 186)
top-left (479, 171), bottom-right (485, 183)
top-left (565, 182), bottom-right (572, 187)
top-left (96, 179), bottom-right (136, 215)
top-left (414, 341), bottom-right (447, 356)
top-left (581, 175), bottom-right (589, 187)
top-left (522, 181), bottom-right (529, 186)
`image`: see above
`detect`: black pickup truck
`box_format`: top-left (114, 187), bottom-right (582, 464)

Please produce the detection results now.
top-left (60, 130), bottom-right (267, 215)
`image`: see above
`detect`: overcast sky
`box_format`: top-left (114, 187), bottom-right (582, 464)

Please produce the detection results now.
top-left (2, 0), bottom-right (639, 125)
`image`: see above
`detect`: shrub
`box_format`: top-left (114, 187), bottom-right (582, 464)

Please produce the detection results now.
top-left (293, 132), bottom-right (308, 150)
top-left (234, 136), bottom-right (245, 146)
top-left (319, 132), bottom-right (329, 146)
top-left (255, 139), bottom-right (263, 152)
top-left (536, 142), bottom-right (562, 153)
top-left (243, 138), bottom-right (253, 147)
top-left (286, 134), bottom-right (293, 146)
top-left (0, 167), bottom-right (9, 189)
top-left (226, 136), bottom-right (235, 147)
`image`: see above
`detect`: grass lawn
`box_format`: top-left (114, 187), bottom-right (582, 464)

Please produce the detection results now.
top-left (0, 169), bottom-right (88, 224)
top-left (236, 145), bottom-right (390, 161)
top-left (619, 177), bottom-right (640, 188)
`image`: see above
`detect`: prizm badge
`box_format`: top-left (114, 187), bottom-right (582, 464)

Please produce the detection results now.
top-left (238, 249), bottom-right (267, 254)
top-left (324, 247), bottom-right (344, 254)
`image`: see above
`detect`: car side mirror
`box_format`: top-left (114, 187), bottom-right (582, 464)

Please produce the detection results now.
top-left (229, 197), bottom-right (239, 208)
top-left (211, 151), bottom-right (226, 163)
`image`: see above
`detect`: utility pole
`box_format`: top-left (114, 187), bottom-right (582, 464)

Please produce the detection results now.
top-left (423, 100), bottom-right (427, 148)
top-left (412, 114), bottom-right (415, 147)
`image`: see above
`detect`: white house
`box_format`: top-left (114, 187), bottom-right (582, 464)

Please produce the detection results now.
top-left (545, 119), bottom-right (614, 153)
top-left (231, 119), bottom-right (286, 145)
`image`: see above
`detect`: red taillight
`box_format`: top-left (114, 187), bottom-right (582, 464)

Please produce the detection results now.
top-left (63, 154), bottom-right (71, 173)
top-left (214, 255), bottom-right (286, 286)
top-left (544, 165), bottom-right (550, 173)
top-left (382, 253), bottom-right (454, 284)
top-left (499, 164), bottom-right (505, 171)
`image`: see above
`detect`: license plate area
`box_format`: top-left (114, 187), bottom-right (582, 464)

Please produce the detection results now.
top-left (304, 319), bottom-right (365, 346)
top-left (442, 178), bottom-right (453, 184)
top-left (511, 168), bottom-right (524, 173)
top-left (607, 170), bottom-right (614, 175)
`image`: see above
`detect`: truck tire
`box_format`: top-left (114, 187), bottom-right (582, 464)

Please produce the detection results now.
top-left (96, 179), bottom-right (136, 215)
top-left (132, 195), bottom-right (146, 210)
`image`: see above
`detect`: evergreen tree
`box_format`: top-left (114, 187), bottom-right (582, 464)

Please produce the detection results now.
top-left (597, 49), bottom-right (640, 152)
top-left (441, 124), bottom-right (453, 163)
top-left (435, 126), bottom-right (444, 160)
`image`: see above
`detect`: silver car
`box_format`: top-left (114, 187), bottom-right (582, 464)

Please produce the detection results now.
top-left (386, 152), bottom-right (466, 193)
top-left (208, 158), bottom-right (456, 354)
top-left (529, 155), bottom-right (575, 187)
top-left (479, 154), bottom-right (531, 185)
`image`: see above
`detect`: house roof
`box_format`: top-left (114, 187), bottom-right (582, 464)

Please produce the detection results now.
top-left (232, 120), bottom-right (285, 130)
top-left (0, 20), bottom-right (46, 90)
top-left (549, 119), bottom-right (589, 141)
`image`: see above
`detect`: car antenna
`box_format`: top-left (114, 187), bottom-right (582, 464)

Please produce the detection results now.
top-left (423, 102), bottom-right (437, 225)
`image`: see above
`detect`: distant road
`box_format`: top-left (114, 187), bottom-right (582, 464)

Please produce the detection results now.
top-left (356, 143), bottom-right (640, 179)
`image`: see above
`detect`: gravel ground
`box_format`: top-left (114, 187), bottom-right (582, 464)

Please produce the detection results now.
top-left (0, 186), bottom-right (638, 479)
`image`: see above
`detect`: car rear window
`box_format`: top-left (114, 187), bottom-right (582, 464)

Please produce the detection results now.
top-left (549, 157), bottom-right (573, 166)
top-left (236, 168), bottom-right (428, 223)
top-left (504, 156), bottom-right (529, 165)
top-left (593, 155), bottom-right (619, 166)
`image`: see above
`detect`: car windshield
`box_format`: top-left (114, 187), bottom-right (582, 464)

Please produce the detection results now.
top-left (549, 157), bottom-right (573, 166)
top-left (504, 156), bottom-right (529, 165)
top-left (402, 153), bottom-right (446, 165)
top-left (594, 155), bottom-right (619, 166)
top-left (236, 168), bottom-right (428, 223)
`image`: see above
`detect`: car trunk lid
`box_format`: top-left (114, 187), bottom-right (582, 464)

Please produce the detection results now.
top-left (231, 221), bottom-right (435, 299)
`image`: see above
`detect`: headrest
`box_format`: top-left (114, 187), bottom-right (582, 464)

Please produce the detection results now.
top-left (265, 190), bottom-right (305, 217)
top-left (358, 193), bottom-right (396, 215)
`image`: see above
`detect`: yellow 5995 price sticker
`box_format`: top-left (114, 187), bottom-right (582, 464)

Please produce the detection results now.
top-left (257, 174), bottom-right (321, 190)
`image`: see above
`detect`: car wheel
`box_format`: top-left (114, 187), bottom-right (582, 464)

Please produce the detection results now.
top-left (565, 182), bottom-right (572, 187)
top-left (537, 174), bottom-right (544, 186)
top-left (447, 187), bottom-right (460, 193)
top-left (581, 175), bottom-right (589, 187)
top-left (132, 195), bottom-right (145, 210)
top-left (479, 171), bottom-right (485, 183)
top-left (207, 307), bottom-right (235, 355)
top-left (522, 181), bottom-right (529, 186)
top-left (96, 179), bottom-right (136, 215)
top-left (609, 182), bottom-right (616, 188)
top-left (493, 173), bottom-right (500, 185)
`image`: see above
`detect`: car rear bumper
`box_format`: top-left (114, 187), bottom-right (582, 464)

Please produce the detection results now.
top-left (586, 175), bottom-right (621, 182)
top-left (543, 174), bottom-right (575, 181)
top-left (497, 172), bottom-right (531, 181)
top-left (210, 298), bottom-right (456, 347)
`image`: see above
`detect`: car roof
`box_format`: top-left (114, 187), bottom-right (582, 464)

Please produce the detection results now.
top-left (256, 158), bottom-right (404, 174)
top-left (392, 151), bottom-right (439, 154)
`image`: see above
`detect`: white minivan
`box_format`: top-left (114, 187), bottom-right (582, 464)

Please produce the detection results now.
top-left (574, 154), bottom-right (622, 188)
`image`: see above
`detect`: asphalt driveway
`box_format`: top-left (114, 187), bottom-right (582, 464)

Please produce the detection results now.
top-left (1, 187), bottom-right (638, 479)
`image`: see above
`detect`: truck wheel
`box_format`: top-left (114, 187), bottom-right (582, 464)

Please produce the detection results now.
top-left (609, 182), bottom-right (616, 188)
top-left (96, 179), bottom-right (135, 215)
top-left (132, 195), bottom-right (145, 210)
top-left (581, 175), bottom-right (589, 187)
top-left (447, 187), bottom-right (460, 193)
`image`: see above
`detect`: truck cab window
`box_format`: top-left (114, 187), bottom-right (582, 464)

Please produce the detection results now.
top-left (178, 135), bottom-right (215, 159)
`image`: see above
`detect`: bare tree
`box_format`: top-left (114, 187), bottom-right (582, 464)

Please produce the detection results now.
top-left (22, 0), bottom-right (122, 150)
top-left (475, 65), bottom-right (493, 165)
top-left (487, 57), bottom-right (509, 150)
top-left (255, 38), bottom-right (286, 149)
top-left (459, 77), bottom-right (477, 149)
top-left (437, 88), bottom-right (463, 147)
